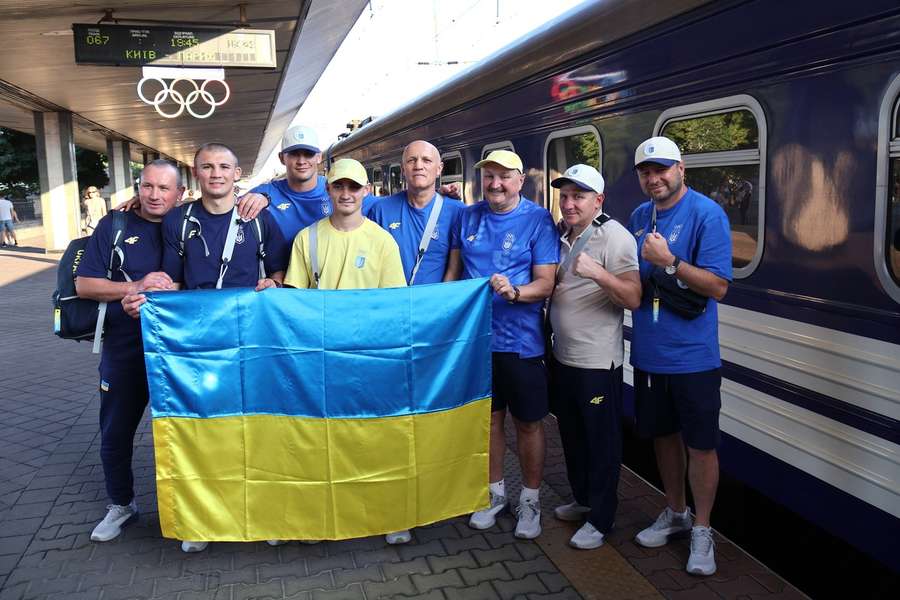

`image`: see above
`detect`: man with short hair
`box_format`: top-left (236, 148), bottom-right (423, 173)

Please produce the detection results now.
top-left (0, 194), bottom-right (19, 246)
top-left (157, 144), bottom-right (288, 553)
top-left (547, 164), bottom-right (641, 549)
top-left (75, 160), bottom-right (184, 542)
top-left (627, 136), bottom-right (732, 576)
top-left (455, 150), bottom-right (559, 540)
top-left (367, 140), bottom-right (465, 285)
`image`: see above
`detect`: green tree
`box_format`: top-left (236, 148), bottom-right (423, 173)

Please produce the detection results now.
top-left (0, 128), bottom-right (39, 199)
top-left (76, 148), bottom-right (109, 192)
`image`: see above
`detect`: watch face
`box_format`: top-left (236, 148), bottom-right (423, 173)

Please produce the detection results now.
top-left (665, 265), bottom-right (676, 275)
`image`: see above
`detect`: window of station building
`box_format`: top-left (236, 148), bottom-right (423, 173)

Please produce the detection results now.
top-left (544, 126), bottom-right (602, 222)
top-left (440, 152), bottom-right (464, 202)
top-left (389, 164), bottom-right (402, 194)
top-left (656, 95), bottom-right (766, 277)
top-left (875, 74), bottom-right (900, 303)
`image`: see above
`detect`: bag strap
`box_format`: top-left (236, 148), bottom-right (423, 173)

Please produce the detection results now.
top-left (215, 206), bottom-right (241, 290)
top-left (178, 203), bottom-right (193, 257)
top-left (557, 212), bottom-right (609, 278)
top-left (93, 211), bottom-right (131, 354)
top-left (408, 193), bottom-right (444, 285)
top-left (251, 216), bottom-right (267, 280)
top-left (309, 221), bottom-right (320, 288)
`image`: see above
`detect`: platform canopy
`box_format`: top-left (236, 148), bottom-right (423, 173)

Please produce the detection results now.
top-left (0, 0), bottom-right (368, 175)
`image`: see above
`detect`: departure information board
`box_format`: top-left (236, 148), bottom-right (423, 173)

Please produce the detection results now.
top-left (72, 24), bottom-right (277, 68)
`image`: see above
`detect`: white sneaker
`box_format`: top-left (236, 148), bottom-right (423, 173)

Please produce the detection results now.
top-left (468, 491), bottom-right (508, 530)
top-left (686, 526), bottom-right (717, 575)
top-left (90, 501), bottom-right (139, 542)
top-left (635, 507), bottom-right (693, 548)
top-left (569, 521), bottom-right (604, 549)
top-left (514, 497), bottom-right (541, 539)
top-left (554, 501), bottom-right (590, 522)
top-left (181, 540), bottom-right (208, 553)
top-left (266, 539), bottom-right (287, 546)
top-left (385, 529), bottom-right (412, 545)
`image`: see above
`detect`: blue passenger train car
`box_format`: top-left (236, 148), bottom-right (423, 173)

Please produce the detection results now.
top-left (330, 0), bottom-right (900, 579)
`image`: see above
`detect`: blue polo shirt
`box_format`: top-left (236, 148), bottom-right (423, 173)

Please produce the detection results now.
top-left (75, 211), bottom-right (164, 368)
top-left (627, 188), bottom-right (732, 374)
top-left (366, 191), bottom-right (465, 284)
top-left (161, 201), bottom-right (289, 290)
top-left (455, 198), bottom-right (560, 358)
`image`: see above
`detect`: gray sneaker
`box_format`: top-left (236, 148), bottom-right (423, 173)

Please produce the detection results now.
top-left (514, 497), bottom-right (541, 539)
top-left (635, 507), bottom-right (693, 548)
top-left (181, 540), bottom-right (208, 553)
top-left (468, 491), bottom-right (508, 530)
top-left (90, 501), bottom-right (138, 542)
top-left (686, 526), bottom-right (717, 575)
top-left (554, 501), bottom-right (591, 521)
top-left (385, 529), bottom-right (412, 545)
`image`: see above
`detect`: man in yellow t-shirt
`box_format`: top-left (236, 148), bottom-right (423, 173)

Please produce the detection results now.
top-left (284, 158), bottom-right (406, 289)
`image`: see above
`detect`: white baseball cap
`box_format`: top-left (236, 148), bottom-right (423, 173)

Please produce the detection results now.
top-left (634, 136), bottom-right (682, 167)
top-left (281, 125), bottom-right (321, 154)
top-left (550, 164), bottom-right (605, 194)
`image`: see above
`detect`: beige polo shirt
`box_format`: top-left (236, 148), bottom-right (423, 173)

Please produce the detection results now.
top-left (549, 216), bottom-right (638, 369)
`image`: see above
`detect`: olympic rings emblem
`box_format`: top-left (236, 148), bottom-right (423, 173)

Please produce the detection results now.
top-left (137, 77), bottom-right (231, 119)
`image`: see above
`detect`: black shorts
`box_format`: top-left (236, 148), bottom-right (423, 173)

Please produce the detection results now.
top-left (633, 368), bottom-right (721, 450)
top-left (492, 352), bottom-right (549, 423)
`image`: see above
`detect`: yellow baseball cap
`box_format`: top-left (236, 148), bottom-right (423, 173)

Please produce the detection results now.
top-left (474, 150), bottom-right (523, 172)
top-left (327, 158), bottom-right (368, 186)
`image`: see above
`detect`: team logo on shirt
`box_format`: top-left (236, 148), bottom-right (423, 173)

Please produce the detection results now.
top-left (321, 202), bottom-right (332, 216)
top-left (389, 222), bottom-right (400, 230)
top-left (431, 229), bottom-right (439, 241)
top-left (188, 229), bottom-right (200, 239)
top-left (668, 224), bottom-right (683, 243)
top-left (502, 232), bottom-right (515, 253)
top-left (235, 225), bottom-right (245, 245)
top-left (276, 202), bottom-right (290, 211)
top-left (633, 228), bottom-right (645, 238)
top-left (590, 395), bottom-right (604, 404)
top-left (124, 236), bottom-right (139, 245)
top-left (355, 255), bottom-right (366, 268)
top-left (466, 233), bottom-right (476, 242)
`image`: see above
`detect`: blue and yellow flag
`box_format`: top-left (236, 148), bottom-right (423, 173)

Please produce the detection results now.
top-left (142, 279), bottom-right (492, 541)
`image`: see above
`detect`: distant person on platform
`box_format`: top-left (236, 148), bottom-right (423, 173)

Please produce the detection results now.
top-left (547, 164), bottom-right (640, 550)
top-left (83, 186), bottom-right (108, 233)
top-left (367, 140), bottom-right (465, 285)
top-left (75, 160), bottom-right (183, 543)
top-left (0, 194), bottom-right (20, 247)
top-left (454, 150), bottom-right (559, 540)
top-left (627, 136), bottom-right (731, 576)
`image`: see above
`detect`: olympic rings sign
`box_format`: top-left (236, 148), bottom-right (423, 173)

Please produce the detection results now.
top-left (137, 75), bottom-right (231, 119)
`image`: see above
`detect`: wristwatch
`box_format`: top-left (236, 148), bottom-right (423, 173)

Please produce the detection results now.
top-left (665, 256), bottom-right (681, 275)
top-left (510, 285), bottom-right (521, 304)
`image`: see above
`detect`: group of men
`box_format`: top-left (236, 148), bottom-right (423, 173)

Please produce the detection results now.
top-left (74, 126), bottom-right (731, 577)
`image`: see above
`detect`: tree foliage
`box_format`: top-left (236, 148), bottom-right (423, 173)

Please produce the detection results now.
top-left (0, 128), bottom-right (39, 198)
top-left (664, 110), bottom-right (758, 153)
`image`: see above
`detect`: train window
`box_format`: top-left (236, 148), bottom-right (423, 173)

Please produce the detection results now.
top-left (372, 167), bottom-right (384, 196)
top-left (389, 164), bottom-right (402, 194)
top-left (656, 95), bottom-right (767, 277)
top-left (544, 126), bottom-right (602, 222)
top-left (875, 74), bottom-right (900, 302)
top-left (441, 152), bottom-right (464, 202)
top-left (481, 141), bottom-right (515, 160)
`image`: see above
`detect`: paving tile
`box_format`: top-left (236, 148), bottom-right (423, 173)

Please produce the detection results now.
top-left (412, 570), bottom-right (465, 593)
top-left (332, 565), bottom-right (383, 587)
top-left (233, 579), bottom-right (284, 600)
top-left (362, 575), bottom-right (418, 598)
top-left (472, 545), bottom-right (521, 567)
top-left (493, 574), bottom-right (548, 600)
top-left (282, 572), bottom-right (335, 596)
top-left (427, 551), bottom-right (477, 574)
top-left (381, 557), bottom-right (431, 580)
top-left (310, 584), bottom-right (366, 600)
top-left (306, 552), bottom-right (355, 576)
top-left (443, 581), bottom-right (502, 600)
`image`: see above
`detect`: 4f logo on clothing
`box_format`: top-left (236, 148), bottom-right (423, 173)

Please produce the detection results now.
top-left (589, 395), bottom-right (604, 404)
top-left (124, 236), bottom-right (139, 245)
top-left (236, 226), bottom-right (245, 245)
top-left (633, 228), bottom-right (645, 238)
top-left (188, 229), bottom-right (200, 239)
top-left (389, 222), bottom-right (401, 230)
top-left (466, 234), bottom-right (476, 242)
top-left (502, 232), bottom-right (515, 253)
top-left (668, 224), bottom-right (683, 243)
top-left (276, 202), bottom-right (290, 211)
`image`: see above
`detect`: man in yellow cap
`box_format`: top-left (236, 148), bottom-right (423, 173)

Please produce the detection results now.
top-left (284, 158), bottom-right (405, 290)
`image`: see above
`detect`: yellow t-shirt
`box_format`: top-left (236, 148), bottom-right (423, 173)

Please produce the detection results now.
top-left (284, 217), bottom-right (407, 290)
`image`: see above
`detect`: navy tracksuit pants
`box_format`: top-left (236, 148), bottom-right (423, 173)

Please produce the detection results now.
top-left (98, 362), bottom-right (149, 506)
top-left (549, 358), bottom-right (623, 534)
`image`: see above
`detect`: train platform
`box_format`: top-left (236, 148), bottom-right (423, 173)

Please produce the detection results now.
top-left (0, 246), bottom-right (808, 600)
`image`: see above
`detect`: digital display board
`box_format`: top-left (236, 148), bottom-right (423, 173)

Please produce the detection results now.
top-left (72, 24), bottom-right (277, 68)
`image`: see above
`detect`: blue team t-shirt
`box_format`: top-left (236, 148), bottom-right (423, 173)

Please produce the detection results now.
top-left (161, 201), bottom-right (289, 290)
top-left (455, 197), bottom-right (560, 358)
top-left (75, 211), bottom-right (164, 368)
top-left (627, 188), bottom-right (733, 374)
top-left (366, 191), bottom-right (465, 285)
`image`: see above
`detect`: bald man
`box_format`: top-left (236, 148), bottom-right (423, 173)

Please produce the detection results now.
top-left (367, 140), bottom-right (466, 285)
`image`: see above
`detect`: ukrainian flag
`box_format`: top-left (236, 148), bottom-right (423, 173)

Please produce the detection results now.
top-left (142, 278), bottom-right (492, 541)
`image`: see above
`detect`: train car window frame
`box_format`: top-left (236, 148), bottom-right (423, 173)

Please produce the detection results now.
top-left (481, 141), bottom-right (515, 160)
top-left (543, 125), bottom-right (603, 220)
top-left (874, 73), bottom-right (900, 304)
top-left (372, 166), bottom-right (384, 196)
top-left (654, 94), bottom-right (767, 279)
top-left (440, 151), bottom-right (465, 202)
top-left (389, 163), bottom-right (402, 195)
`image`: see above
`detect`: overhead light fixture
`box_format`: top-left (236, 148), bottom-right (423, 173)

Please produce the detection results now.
top-left (41, 30), bottom-right (74, 36)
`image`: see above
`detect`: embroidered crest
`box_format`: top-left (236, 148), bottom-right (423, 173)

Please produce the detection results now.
top-left (236, 226), bottom-right (245, 245)
top-left (321, 202), bottom-right (332, 216)
top-left (502, 232), bottom-right (515, 253)
top-left (668, 224), bottom-right (683, 243)
top-left (431, 229), bottom-right (439, 241)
